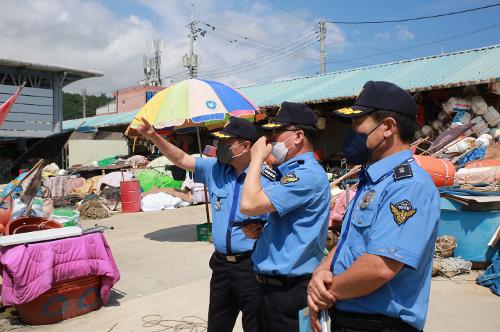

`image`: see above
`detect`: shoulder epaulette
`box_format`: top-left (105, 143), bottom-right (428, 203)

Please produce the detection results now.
top-left (393, 163), bottom-right (413, 181)
top-left (261, 167), bottom-right (277, 181)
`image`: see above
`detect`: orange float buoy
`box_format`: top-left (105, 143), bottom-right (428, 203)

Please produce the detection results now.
top-left (413, 155), bottom-right (456, 187)
top-left (120, 180), bottom-right (142, 213)
top-left (0, 196), bottom-right (13, 233)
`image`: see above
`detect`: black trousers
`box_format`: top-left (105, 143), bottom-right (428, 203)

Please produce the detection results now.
top-left (330, 310), bottom-right (422, 332)
top-left (258, 278), bottom-right (309, 332)
top-left (207, 252), bottom-right (260, 332)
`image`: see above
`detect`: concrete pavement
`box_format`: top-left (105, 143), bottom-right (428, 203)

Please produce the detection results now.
top-left (1, 205), bottom-right (498, 331)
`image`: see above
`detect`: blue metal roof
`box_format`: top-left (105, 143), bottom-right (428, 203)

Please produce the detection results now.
top-left (238, 44), bottom-right (500, 107)
top-left (63, 110), bottom-right (138, 131)
top-left (63, 45), bottom-right (500, 130)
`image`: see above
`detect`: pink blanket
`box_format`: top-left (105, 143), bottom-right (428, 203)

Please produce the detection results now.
top-left (329, 189), bottom-right (357, 228)
top-left (0, 232), bottom-right (120, 306)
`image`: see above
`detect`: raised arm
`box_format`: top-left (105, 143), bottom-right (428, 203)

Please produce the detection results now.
top-left (240, 137), bottom-right (276, 216)
top-left (137, 117), bottom-right (195, 172)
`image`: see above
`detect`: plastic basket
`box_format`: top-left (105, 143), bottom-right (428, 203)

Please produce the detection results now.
top-left (196, 223), bottom-right (212, 242)
top-left (17, 275), bottom-right (102, 325)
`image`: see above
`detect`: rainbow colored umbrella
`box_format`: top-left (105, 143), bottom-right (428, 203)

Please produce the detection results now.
top-left (127, 78), bottom-right (263, 225)
top-left (127, 78), bottom-right (262, 133)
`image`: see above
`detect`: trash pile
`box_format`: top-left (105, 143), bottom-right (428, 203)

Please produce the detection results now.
top-left (432, 235), bottom-right (472, 278)
top-left (0, 153), bottom-right (208, 231)
top-left (415, 94), bottom-right (499, 172)
top-left (0, 132), bottom-right (121, 326)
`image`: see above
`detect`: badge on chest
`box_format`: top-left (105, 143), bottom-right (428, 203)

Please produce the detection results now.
top-left (215, 197), bottom-right (222, 211)
top-left (359, 190), bottom-right (376, 209)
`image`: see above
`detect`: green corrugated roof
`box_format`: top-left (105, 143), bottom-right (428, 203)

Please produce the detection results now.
top-left (64, 44), bottom-right (500, 130)
top-left (238, 44), bottom-right (500, 107)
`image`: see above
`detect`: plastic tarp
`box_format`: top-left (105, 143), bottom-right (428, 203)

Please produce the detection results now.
top-left (136, 169), bottom-right (183, 192)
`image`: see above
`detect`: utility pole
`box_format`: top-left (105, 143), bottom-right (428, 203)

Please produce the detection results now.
top-left (183, 2), bottom-right (199, 78)
top-left (319, 20), bottom-right (326, 74)
top-left (81, 88), bottom-right (87, 118)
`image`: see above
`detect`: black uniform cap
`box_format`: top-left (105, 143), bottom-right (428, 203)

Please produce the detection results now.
top-left (211, 116), bottom-right (258, 142)
top-left (262, 101), bottom-right (317, 130)
top-left (334, 81), bottom-right (417, 119)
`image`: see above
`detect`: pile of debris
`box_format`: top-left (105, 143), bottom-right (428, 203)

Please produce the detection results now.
top-left (433, 235), bottom-right (472, 278)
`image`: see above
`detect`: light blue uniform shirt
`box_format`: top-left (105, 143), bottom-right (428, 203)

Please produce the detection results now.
top-left (194, 157), bottom-right (266, 254)
top-left (331, 150), bottom-right (440, 331)
top-left (252, 152), bottom-right (331, 277)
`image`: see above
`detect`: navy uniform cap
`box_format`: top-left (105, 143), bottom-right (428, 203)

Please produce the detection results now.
top-left (211, 116), bottom-right (258, 142)
top-left (262, 101), bottom-right (317, 130)
top-left (334, 81), bottom-right (417, 119)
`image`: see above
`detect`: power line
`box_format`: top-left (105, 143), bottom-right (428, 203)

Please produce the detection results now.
top-left (326, 2), bottom-right (500, 24)
top-left (328, 22), bottom-right (500, 65)
top-left (202, 37), bottom-right (320, 79)
top-left (204, 28), bottom-right (318, 58)
top-left (201, 21), bottom-right (319, 58)
top-left (238, 22), bottom-right (500, 86)
top-left (198, 32), bottom-right (319, 75)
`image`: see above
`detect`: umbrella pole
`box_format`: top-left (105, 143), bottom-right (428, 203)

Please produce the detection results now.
top-left (196, 126), bottom-right (211, 224)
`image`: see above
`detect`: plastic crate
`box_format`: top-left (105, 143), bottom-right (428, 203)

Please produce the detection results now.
top-left (196, 223), bottom-right (212, 242)
top-left (17, 275), bottom-right (102, 325)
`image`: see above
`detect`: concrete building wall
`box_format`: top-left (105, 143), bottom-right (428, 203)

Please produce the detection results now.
top-left (96, 100), bottom-right (117, 115)
top-left (68, 133), bottom-right (129, 167)
top-left (115, 86), bottom-right (164, 114)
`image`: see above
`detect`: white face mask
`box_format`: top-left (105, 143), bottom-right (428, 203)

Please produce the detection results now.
top-left (271, 132), bottom-right (297, 164)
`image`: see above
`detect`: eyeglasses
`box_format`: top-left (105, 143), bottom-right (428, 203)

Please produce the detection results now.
top-left (271, 127), bottom-right (300, 138)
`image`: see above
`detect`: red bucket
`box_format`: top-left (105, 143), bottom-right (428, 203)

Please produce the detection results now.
top-left (120, 180), bottom-right (141, 213)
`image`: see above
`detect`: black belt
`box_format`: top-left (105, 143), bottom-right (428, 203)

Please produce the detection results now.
top-left (331, 310), bottom-right (420, 331)
top-left (255, 273), bottom-right (312, 286)
top-left (214, 251), bottom-right (252, 263)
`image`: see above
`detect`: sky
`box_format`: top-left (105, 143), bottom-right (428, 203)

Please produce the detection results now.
top-left (1, 0), bottom-right (499, 95)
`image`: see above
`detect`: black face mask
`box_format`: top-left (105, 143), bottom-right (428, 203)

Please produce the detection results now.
top-left (216, 143), bottom-right (234, 164)
top-left (342, 122), bottom-right (384, 165)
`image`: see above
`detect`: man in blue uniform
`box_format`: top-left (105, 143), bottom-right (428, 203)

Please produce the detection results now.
top-left (240, 101), bottom-right (331, 332)
top-left (138, 116), bottom-right (265, 332)
top-left (307, 81), bottom-right (440, 332)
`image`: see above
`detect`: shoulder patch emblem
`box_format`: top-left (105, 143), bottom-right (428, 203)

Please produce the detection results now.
top-left (393, 163), bottom-right (413, 181)
top-left (390, 200), bottom-right (417, 225)
top-left (280, 171), bottom-right (299, 185)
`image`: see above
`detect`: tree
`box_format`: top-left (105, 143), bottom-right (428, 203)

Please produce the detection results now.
top-left (62, 92), bottom-right (112, 120)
